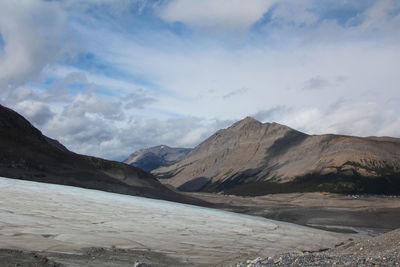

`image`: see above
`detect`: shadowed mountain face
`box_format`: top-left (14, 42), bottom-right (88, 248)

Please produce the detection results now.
top-left (153, 117), bottom-right (400, 196)
top-left (0, 104), bottom-right (207, 205)
top-left (124, 145), bottom-right (192, 171)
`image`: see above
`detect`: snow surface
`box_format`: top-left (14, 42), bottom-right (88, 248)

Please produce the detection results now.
top-left (0, 177), bottom-right (344, 265)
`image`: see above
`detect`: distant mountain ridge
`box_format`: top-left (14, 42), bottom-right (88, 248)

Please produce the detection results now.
top-left (153, 117), bottom-right (400, 195)
top-left (124, 145), bottom-right (192, 171)
top-left (0, 104), bottom-right (206, 205)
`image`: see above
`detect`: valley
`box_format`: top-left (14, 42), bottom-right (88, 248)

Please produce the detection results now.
top-left (1, 1), bottom-right (400, 265)
top-left (1, 105), bottom-right (400, 266)
top-left (187, 192), bottom-right (400, 237)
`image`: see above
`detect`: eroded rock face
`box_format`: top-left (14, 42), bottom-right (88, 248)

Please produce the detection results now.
top-left (153, 117), bottom-right (400, 195)
top-left (124, 145), bottom-right (192, 171)
top-left (0, 104), bottom-right (205, 205)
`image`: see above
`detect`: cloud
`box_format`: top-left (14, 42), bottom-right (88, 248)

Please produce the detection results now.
top-left (159, 0), bottom-right (277, 30)
top-left (0, 1), bottom-right (68, 89)
top-left (14, 100), bottom-right (55, 126)
top-left (302, 76), bottom-right (330, 91)
top-left (270, 0), bottom-right (318, 26)
top-left (247, 101), bottom-right (400, 139)
top-left (359, 0), bottom-right (400, 33)
top-left (251, 106), bottom-right (291, 122)
top-left (41, 72), bottom-right (89, 103)
top-left (1, 71), bottom-right (89, 107)
top-left (124, 90), bottom-right (156, 109)
top-left (301, 75), bottom-right (347, 91)
top-left (277, 102), bottom-right (400, 138)
top-left (63, 93), bottom-right (124, 121)
top-left (1, 0), bottom-right (399, 162)
top-left (101, 29), bottom-right (400, 123)
top-left (44, 113), bottom-right (116, 154)
top-left (118, 116), bottom-right (233, 153)
top-left (223, 87), bottom-right (249, 99)
top-left (41, 110), bottom-right (232, 160)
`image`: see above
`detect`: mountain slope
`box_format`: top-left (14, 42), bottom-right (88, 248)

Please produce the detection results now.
top-left (153, 117), bottom-right (400, 195)
top-left (124, 145), bottom-right (191, 171)
top-left (0, 104), bottom-right (206, 205)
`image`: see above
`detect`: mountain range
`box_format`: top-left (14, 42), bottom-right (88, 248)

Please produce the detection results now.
top-left (124, 145), bottom-right (191, 171)
top-left (3, 101), bottom-right (400, 199)
top-left (153, 117), bottom-right (400, 195)
top-left (0, 104), bottom-right (205, 205)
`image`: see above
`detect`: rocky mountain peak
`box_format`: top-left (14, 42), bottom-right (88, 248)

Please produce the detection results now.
top-left (230, 116), bottom-right (262, 129)
top-left (124, 145), bottom-right (192, 171)
top-left (228, 117), bottom-right (294, 135)
top-left (153, 116), bottom-right (400, 195)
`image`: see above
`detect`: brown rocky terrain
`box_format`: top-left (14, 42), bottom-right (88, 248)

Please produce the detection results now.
top-left (124, 145), bottom-right (192, 171)
top-left (230, 228), bottom-right (400, 266)
top-left (0, 104), bottom-right (206, 205)
top-left (0, 247), bottom-right (187, 267)
top-left (153, 117), bottom-right (400, 195)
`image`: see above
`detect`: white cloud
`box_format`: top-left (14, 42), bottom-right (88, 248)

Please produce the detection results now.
top-left (278, 102), bottom-right (400, 138)
top-left (100, 32), bottom-right (400, 123)
top-left (271, 0), bottom-right (318, 26)
top-left (44, 113), bottom-right (116, 154)
top-left (1, 0), bottom-right (400, 161)
top-left (40, 109), bottom-right (231, 160)
top-left (0, 1), bottom-right (68, 89)
top-left (125, 91), bottom-right (156, 109)
top-left (360, 0), bottom-right (400, 33)
top-left (14, 100), bottom-right (55, 126)
top-left (63, 93), bottom-right (124, 121)
top-left (159, 0), bottom-right (277, 30)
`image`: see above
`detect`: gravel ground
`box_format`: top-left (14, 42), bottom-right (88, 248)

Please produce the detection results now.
top-left (2, 230), bottom-right (399, 267)
top-left (228, 229), bottom-right (400, 267)
top-left (0, 248), bottom-right (186, 267)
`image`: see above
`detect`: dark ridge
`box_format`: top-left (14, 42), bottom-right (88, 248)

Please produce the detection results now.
top-left (130, 152), bottom-right (166, 171)
top-left (0, 104), bottom-right (210, 207)
top-left (177, 177), bottom-right (211, 192)
top-left (222, 173), bottom-right (400, 196)
top-left (125, 146), bottom-right (192, 171)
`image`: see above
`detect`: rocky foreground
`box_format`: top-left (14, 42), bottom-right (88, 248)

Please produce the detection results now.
top-left (1, 230), bottom-right (399, 267)
top-left (230, 228), bottom-right (400, 266)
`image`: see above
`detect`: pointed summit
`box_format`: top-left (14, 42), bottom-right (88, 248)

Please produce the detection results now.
top-left (153, 114), bottom-right (400, 196)
top-left (230, 116), bottom-right (262, 129)
top-left (241, 116), bottom-right (260, 124)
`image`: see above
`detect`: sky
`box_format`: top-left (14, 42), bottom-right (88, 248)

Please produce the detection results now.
top-left (0, 0), bottom-right (399, 160)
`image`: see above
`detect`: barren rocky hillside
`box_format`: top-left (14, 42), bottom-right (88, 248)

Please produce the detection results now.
top-left (0, 104), bottom-right (205, 205)
top-left (153, 117), bottom-right (400, 195)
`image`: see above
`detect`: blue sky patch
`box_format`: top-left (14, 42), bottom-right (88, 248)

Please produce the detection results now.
top-left (310, 0), bottom-right (374, 26)
top-left (0, 33), bottom-right (5, 53)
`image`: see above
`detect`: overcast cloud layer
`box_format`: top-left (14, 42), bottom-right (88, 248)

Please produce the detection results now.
top-left (0, 0), bottom-right (399, 160)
